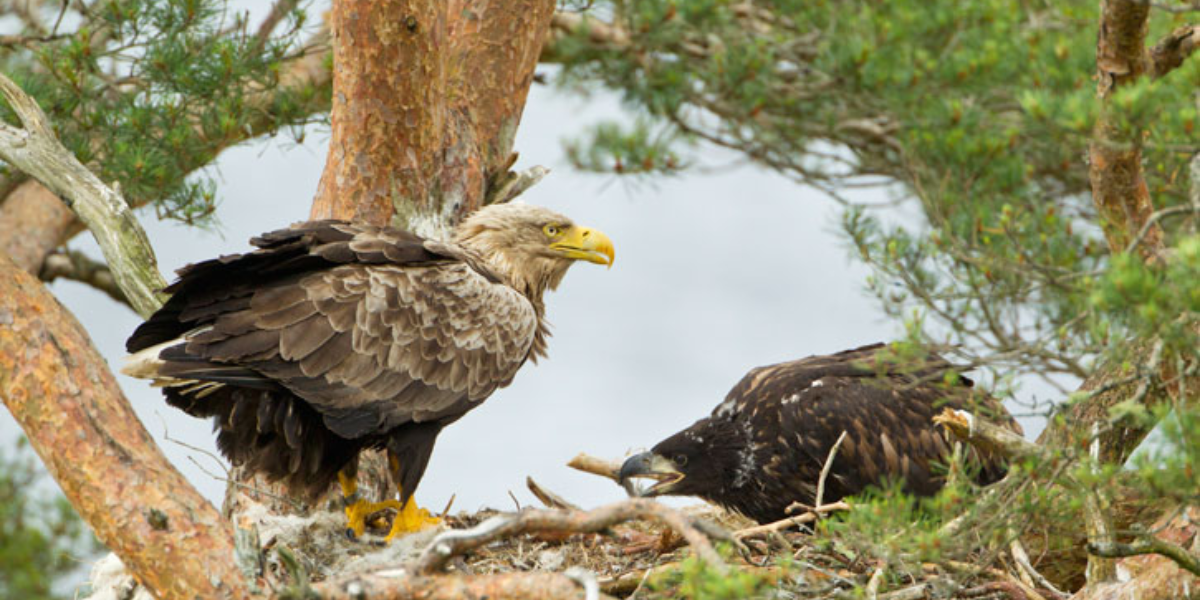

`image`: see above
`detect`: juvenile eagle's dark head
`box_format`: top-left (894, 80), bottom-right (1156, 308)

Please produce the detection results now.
top-left (619, 414), bottom-right (751, 503)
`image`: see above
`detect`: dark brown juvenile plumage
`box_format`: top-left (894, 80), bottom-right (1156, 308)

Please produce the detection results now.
top-left (124, 204), bottom-right (613, 514)
top-left (619, 343), bottom-right (1021, 524)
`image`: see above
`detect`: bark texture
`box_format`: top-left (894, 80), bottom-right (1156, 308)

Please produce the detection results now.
top-left (1036, 0), bottom-right (1187, 464)
top-left (0, 255), bottom-right (248, 600)
top-left (310, 0), bottom-right (556, 236)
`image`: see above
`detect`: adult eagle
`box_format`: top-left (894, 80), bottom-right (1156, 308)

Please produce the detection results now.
top-left (619, 343), bottom-right (1020, 524)
top-left (123, 203), bottom-right (613, 541)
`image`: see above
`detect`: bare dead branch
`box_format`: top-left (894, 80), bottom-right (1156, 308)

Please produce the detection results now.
top-left (413, 499), bottom-right (729, 575)
top-left (526, 476), bottom-right (582, 510)
top-left (1087, 536), bottom-right (1200, 577)
top-left (567, 453), bottom-right (624, 482)
top-left (0, 72), bottom-right (167, 317)
top-left (865, 565), bottom-right (885, 600)
top-left (733, 501), bottom-right (851, 539)
top-left (38, 249), bottom-right (131, 309)
top-left (945, 561), bottom-right (1049, 600)
top-left (1011, 538), bottom-right (1070, 599)
top-left (1150, 24), bottom-right (1200, 78)
top-left (933, 408), bottom-right (1045, 462)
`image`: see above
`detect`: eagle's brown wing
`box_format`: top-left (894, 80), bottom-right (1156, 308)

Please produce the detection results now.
top-left (129, 220), bottom-right (537, 440)
top-left (724, 343), bottom-right (1019, 518)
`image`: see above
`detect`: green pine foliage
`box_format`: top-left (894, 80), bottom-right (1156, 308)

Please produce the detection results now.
top-left (1, 0), bottom-right (324, 224)
top-left (553, 0), bottom-right (1199, 391)
top-left (0, 439), bottom-right (99, 600)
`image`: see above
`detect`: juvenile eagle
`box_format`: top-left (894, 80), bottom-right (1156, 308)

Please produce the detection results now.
top-left (124, 203), bottom-right (613, 541)
top-left (619, 343), bottom-right (1020, 524)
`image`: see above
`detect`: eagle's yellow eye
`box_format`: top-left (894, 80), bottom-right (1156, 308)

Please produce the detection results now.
top-left (543, 224), bottom-right (561, 238)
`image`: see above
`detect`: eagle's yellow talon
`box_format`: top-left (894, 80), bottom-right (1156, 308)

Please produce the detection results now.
top-left (344, 498), bottom-right (406, 538)
top-left (382, 499), bottom-right (441, 543)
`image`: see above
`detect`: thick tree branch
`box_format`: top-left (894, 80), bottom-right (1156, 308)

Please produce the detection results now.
top-left (0, 255), bottom-right (248, 600)
top-left (1090, 0), bottom-right (1163, 259)
top-left (0, 73), bottom-right (167, 316)
top-left (1087, 537), bottom-right (1200, 577)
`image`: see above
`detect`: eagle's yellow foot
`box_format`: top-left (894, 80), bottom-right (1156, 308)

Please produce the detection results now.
top-left (382, 499), bottom-right (441, 543)
top-left (343, 497), bottom-right (406, 538)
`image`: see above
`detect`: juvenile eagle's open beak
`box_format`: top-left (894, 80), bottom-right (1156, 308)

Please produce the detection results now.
top-left (618, 451), bottom-right (683, 497)
top-left (551, 226), bottom-right (615, 268)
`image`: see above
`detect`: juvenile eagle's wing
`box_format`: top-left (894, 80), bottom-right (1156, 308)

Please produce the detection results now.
top-left (127, 220), bottom-right (537, 439)
top-left (725, 343), bottom-right (1018, 500)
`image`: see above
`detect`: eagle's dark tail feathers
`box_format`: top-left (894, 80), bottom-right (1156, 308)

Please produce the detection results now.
top-left (165, 384), bottom-right (366, 502)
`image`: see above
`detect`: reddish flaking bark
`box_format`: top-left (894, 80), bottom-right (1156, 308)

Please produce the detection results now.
top-left (0, 256), bottom-right (249, 600)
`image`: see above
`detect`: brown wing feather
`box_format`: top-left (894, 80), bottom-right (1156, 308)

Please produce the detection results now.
top-left (138, 223), bottom-right (538, 440)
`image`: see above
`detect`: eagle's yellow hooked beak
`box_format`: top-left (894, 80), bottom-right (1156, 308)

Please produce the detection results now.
top-left (551, 225), bottom-right (615, 268)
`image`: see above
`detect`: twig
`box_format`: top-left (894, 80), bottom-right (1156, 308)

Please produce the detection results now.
top-left (251, 0), bottom-right (301, 53)
top-left (564, 567), bottom-right (601, 600)
top-left (568, 452), bottom-right (644, 496)
top-left (879, 583), bottom-right (933, 600)
top-left (486, 165), bottom-right (551, 206)
top-left (944, 561), bottom-right (1048, 600)
top-left (1010, 538), bottom-right (1069, 599)
top-left (866, 565), bottom-right (885, 600)
top-left (526, 476), bottom-right (581, 510)
top-left (933, 408), bottom-right (1044, 462)
top-left (814, 430), bottom-right (847, 509)
top-left (567, 453), bottom-right (624, 482)
top-left (39, 249), bottom-right (131, 309)
top-left (413, 498), bottom-right (729, 574)
top-left (1087, 536), bottom-right (1200, 577)
top-left (733, 501), bottom-right (850, 539)
top-left (0, 72), bottom-right (167, 316)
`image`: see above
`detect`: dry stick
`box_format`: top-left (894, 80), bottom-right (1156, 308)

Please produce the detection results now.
top-left (568, 452), bottom-right (643, 496)
top-left (413, 498), bottom-right (728, 575)
top-left (526, 476), bottom-right (582, 510)
top-left (865, 565), bottom-right (885, 600)
top-left (733, 501), bottom-right (851, 539)
top-left (1010, 538), bottom-right (1069, 600)
top-left (814, 430), bottom-right (848, 509)
top-left (945, 561), bottom-right (1048, 600)
top-left (567, 453), bottom-right (624, 482)
top-left (878, 583), bottom-right (933, 600)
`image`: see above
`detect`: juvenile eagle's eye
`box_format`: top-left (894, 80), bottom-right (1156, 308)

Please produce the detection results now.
top-left (543, 224), bottom-right (560, 238)
top-left (674, 454), bottom-right (688, 467)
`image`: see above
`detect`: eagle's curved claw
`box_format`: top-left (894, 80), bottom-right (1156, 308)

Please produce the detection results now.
top-left (344, 498), bottom-right (406, 539)
top-left (383, 499), bottom-right (441, 543)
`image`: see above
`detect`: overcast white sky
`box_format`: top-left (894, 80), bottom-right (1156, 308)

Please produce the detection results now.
top-left (1, 3), bottom-right (1065, 520)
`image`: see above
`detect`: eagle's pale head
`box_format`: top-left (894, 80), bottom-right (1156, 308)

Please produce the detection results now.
top-left (453, 203), bottom-right (614, 298)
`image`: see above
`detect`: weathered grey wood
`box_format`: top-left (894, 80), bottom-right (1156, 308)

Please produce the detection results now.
top-left (0, 73), bottom-right (166, 317)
